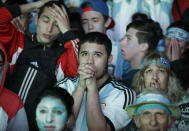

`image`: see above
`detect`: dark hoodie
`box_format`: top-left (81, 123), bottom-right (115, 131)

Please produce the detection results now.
top-left (0, 43), bottom-right (29, 131)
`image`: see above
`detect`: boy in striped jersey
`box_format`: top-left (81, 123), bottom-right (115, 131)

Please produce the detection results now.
top-left (57, 32), bottom-right (136, 131)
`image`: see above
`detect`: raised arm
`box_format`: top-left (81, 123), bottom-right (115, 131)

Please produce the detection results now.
top-left (85, 63), bottom-right (112, 131)
top-left (19, 0), bottom-right (52, 13)
top-left (86, 77), bottom-right (112, 131)
top-left (72, 63), bottom-right (90, 118)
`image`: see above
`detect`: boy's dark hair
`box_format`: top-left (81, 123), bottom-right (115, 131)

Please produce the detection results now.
top-left (126, 19), bottom-right (163, 52)
top-left (36, 86), bottom-right (74, 118)
top-left (69, 8), bottom-right (84, 37)
top-left (132, 12), bottom-right (148, 22)
top-left (78, 32), bottom-right (112, 57)
top-left (37, 1), bottom-right (69, 19)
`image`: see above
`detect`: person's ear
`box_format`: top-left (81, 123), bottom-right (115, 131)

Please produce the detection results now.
top-left (133, 114), bottom-right (140, 128)
top-left (139, 43), bottom-right (149, 52)
top-left (104, 17), bottom-right (112, 29)
top-left (108, 54), bottom-right (113, 64)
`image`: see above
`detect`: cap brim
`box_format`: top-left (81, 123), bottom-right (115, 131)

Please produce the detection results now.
top-left (126, 101), bottom-right (181, 119)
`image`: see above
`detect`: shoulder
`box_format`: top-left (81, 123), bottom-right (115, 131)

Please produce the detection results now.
top-left (102, 79), bottom-right (136, 104)
top-left (56, 76), bottom-right (79, 94)
top-left (0, 88), bottom-right (24, 120)
top-left (0, 88), bottom-right (23, 108)
top-left (108, 79), bottom-right (135, 94)
top-left (57, 76), bottom-right (79, 85)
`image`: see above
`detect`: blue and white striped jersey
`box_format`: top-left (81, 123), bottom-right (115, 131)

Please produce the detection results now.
top-left (57, 76), bottom-right (136, 131)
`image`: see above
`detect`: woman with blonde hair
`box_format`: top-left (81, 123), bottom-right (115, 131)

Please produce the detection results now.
top-left (131, 51), bottom-right (189, 130)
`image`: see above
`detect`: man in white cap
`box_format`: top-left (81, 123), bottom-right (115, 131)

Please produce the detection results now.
top-left (126, 88), bottom-right (180, 131)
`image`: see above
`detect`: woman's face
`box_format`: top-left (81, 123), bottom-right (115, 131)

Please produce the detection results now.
top-left (36, 96), bottom-right (68, 131)
top-left (144, 65), bottom-right (168, 93)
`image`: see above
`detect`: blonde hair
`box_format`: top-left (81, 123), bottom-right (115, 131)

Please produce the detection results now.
top-left (132, 51), bottom-right (185, 103)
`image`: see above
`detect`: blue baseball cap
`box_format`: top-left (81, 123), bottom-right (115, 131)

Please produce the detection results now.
top-left (80, 0), bottom-right (115, 29)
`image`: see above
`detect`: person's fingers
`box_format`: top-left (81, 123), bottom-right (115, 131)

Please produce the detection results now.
top-left (78, 69), bottom-right (94, 77)
top-left (154, 79), bottom-right (160, 89)
top-left (12, 18), bottom-right (24, 32)
top-left (47, 4), bottom-right (70, 33)
top-left (47, 7), bottom-right (58, 18)
top-left (84, 64), bottom-right (96, 72)
top-left (53, 4), bottom-right (66, 17)
top-left (61, 5), bottom-right (69, 20)
top-left (166, 43), bottom-right (172, 61)
top-left (78, 64), bottom-right (95, 76)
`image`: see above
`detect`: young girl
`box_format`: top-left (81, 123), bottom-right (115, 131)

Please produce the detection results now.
top-left (35, 87), bottom-right (74, 131)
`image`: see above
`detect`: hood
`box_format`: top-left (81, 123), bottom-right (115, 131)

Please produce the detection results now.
top-left (0, 43), bottom-right (7, 93)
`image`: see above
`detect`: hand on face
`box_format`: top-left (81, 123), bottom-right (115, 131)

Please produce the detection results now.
top-left (78, 63), bottom-right (96, 89)
top-left (149, 79), bottom-right (160, 89)
top-left (166, 38), bottom-right (182, 61)
top-left (48, 4), bottom-right (70, 34)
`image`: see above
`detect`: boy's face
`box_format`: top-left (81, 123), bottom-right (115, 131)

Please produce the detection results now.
top-left (120, 28), bottom-right (141, 62)
top-left (78, 42), bottom-right (109, 80)
top-left (36, 7), bottom-right (60, 47)
top-left (36, 96), bottom-right (68, 131)
top-left (81, 11), bottom-right (106, 34)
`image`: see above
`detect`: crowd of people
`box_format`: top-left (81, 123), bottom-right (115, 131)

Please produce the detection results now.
top-left (0, 0), bottom-right (188, 131)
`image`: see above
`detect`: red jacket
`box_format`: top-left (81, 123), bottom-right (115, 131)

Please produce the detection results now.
top-left (0, 43), bottom-right (28, 130)
top-left (172, 0), bottom-right (189, 21)
top-left (0, 5), bottom-right (79, 80)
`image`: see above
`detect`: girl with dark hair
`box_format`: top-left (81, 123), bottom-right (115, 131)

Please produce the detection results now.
top-left (35, 87), bottom-right (74, 131)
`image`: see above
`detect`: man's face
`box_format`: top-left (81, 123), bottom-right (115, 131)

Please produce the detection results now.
top-left (36, 7), bottom-right (60, 47)
top-left (165, 37), bottom-right (187, 55)
top-left (36, 96), bottom-right (68, 131)
top-left (81, 11), bottom-right (106, 34)
top-left (120, 28), bottom-right (141, 62)
top-left (144, 65), bottom-right (168, 93)
top-left (78, 42), bottom-right (109, 80)
top-left (139, 108), bottom-right (169, 131)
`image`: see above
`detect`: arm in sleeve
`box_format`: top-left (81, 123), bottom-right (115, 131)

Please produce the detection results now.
top-left (57, 30), bottom-right (79, 44)
top-left (56, 38), bottom-right (79, 80)
top-left (86, 82), bottom-right (112, 131)
top-left (7, 107), bottom-right (29, 131)
top-left (102, 88), bottom-right (136, 130)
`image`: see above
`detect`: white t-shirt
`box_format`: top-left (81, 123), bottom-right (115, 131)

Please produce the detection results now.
top-left (57, 77), bottom-right (136, 131)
